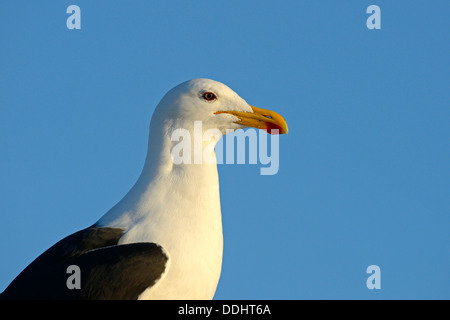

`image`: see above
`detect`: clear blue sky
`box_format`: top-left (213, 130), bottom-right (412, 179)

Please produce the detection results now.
top-left (0, 1), bottom-right (448, 299)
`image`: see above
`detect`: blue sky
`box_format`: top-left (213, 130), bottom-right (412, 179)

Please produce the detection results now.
top-left (0, 1), bottom-right (449, 299)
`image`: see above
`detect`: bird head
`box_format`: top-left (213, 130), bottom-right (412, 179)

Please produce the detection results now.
top-left (151, 79), bottom-right (288, 136)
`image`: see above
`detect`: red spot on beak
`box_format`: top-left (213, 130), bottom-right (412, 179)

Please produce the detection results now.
top-left (265, 122), bottom-right (283, 135)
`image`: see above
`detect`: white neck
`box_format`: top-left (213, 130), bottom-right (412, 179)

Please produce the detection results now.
top-left (97, 120), bottom-right (222, 231)
top-left (96, 121), bottom-right (224, 299)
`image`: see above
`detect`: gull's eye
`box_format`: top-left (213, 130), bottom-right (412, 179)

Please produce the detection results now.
top-left (202, 92), bottom-right (217, 101)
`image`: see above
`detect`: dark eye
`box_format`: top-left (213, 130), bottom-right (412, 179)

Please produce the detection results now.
top-left (202, 92), bottom-right (217, 101)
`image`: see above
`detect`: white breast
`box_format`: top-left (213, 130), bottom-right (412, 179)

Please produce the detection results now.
top-left (97, 158), bottom-right (224, 299)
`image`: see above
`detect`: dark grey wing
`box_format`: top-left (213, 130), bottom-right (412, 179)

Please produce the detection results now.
top-left (75, 242), bottom-right (168, 300)
top-left (0, 227), bottom-right (168, 300)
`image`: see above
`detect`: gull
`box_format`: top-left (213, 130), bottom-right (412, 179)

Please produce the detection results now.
top-left (1, 78), bottom-right (288, 300)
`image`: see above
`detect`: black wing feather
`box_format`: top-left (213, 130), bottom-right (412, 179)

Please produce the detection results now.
top-left (0, 227), bottom-right (168, 300)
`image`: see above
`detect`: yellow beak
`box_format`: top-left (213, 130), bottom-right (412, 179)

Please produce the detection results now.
top-left (215, 105), bottom-right (288, 135)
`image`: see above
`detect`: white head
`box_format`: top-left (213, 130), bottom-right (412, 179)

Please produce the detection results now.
top-left (150, 78), bottom-right (288, 136)
top-left (142, 78), bottom-right (288, 175)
